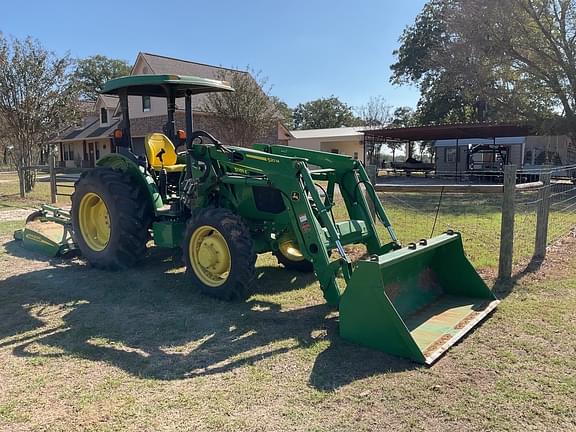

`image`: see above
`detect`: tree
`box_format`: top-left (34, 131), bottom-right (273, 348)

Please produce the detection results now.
top-left (293, 96), bottom-right (361, 130)
top-left (356, 95), bottom-right (393, 127)
top-left (203, 68), bottom-right (279, 147)
top-left (390, 106), bottom-right (417, 127)
top-left (391, 0), bottom-right (573, 134)
top-left (271, 96), bottom-right (294, 130)
top-left (0, 35), bottom-right (79, 191)
top-left (73, 54), bottom-right (130, 101)
top-left (475, 0), bottom-right (576, 137)
top-left (387, 107), bottom-right (418, 162)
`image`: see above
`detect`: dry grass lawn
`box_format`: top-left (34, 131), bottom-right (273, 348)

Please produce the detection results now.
top-left (1, 226), bottom-right (575, 431)
top-left (1, 172), bottom-right (576, 430)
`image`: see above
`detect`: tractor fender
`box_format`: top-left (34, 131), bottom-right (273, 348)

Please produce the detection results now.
top-left (96, 153), bottom-right (163, 210)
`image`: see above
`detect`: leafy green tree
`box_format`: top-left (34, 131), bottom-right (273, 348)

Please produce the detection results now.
top-left (390, 0), bottom-right (561, 128)
top-left (390, 106), bottom-right (417, 127)
top-left (0, 34), bottom-right (79, 191)
top-left (73, 55), bottom-right (130, 101)
top-left (271, 96), bottom-right (294, 130)
top-left (387, 107), bottom-right (418, 161)
top-left (475, 0), bottom-right (576, 137)
top-left (293, 96), bottom-right (361, 130)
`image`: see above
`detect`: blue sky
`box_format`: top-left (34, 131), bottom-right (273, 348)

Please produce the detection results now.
top-left (1, 0), bottom-right (426, 110)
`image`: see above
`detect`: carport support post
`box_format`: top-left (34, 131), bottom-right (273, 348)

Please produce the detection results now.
top-left (498, 165), bottom-right (517, 280)
top-left (534, 171), bottom-right (551, 259)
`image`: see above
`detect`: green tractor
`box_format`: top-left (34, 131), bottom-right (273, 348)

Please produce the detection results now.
top-left (19, 74), bottom-right (500, 364)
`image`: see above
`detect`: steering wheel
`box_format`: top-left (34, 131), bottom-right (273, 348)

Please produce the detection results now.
top-left (188, 130), bottom-right (221, 147)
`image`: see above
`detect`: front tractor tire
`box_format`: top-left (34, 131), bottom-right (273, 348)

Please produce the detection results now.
top-left (274, 249), bottom-right (314, 272)
top-left (273, 234), bottom-right (314, 272)
top-left (184, 208), bottom-right (256, 301)
top-left (71, 168), bottom-right (152, 270)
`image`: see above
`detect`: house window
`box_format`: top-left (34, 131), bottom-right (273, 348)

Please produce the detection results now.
top-left (331, 149), bottom-right (339, 154)
top-left (62, 143), bottom-right (74, 161)
top-left (353, 152), bottom-right (359, 160)
top-left (142, 96), bottom-right (151, 112)
top-left (100, 108), bottom-right (108, 124)
top-left (445, 147), bottom-right (458, 163)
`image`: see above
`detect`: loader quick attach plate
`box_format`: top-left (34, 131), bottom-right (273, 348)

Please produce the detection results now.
top-left (339, 232), bottom-right (500, 365)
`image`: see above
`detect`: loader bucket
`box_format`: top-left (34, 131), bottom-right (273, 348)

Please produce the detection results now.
top-left (339, 232), bottom-right (499, 365)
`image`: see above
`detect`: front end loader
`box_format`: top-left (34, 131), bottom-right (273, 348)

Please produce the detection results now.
top-left (16, 74), bottom-right (499, 364)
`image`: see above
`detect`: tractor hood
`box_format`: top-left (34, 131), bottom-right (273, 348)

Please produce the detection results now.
top-left (100, 74), bottom-right (235, 97)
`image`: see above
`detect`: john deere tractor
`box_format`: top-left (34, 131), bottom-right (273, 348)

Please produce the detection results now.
top-left (19, 74), bottom-right (500, 364)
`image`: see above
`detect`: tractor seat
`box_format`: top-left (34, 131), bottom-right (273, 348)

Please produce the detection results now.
top-left (145, 133), bottom-right (186, 173)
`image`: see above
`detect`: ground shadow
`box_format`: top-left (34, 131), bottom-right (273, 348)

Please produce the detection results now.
top-left (492, 255), bottom-right (545, 299)
top-left (1, 241), bottom-right (416, 389)
top-left (3, 238), bottom-right (74, 263)
top-left (253, 265), bottom-right (318, 295)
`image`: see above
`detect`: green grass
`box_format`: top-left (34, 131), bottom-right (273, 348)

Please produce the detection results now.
top-left (0, 172), bottom-right (70, 210)
top-left (332, 190), bottom-right (575, 268)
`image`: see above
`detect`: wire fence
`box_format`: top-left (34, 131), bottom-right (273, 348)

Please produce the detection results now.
top-left (546, 165), bottom-right (576, 243)
top-left (371, 165), bottom-right (576, 273)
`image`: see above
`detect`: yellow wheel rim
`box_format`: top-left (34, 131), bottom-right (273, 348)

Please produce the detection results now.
top-left (78, 192), bottom-right (111, 252)
top-left (189, 225), bottom-right (231, 287)
top-left (278, 235), bottom-right (305, 262)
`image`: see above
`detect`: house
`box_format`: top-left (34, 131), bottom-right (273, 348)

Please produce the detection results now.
top-left (56, 95), bottom-right (120, 168)
top-left (53, 52), bottom-right (290, 167)
top-left (288, 127), bottom-right (365, 161)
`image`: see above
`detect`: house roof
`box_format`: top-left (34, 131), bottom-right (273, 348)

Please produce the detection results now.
top-left (78, 100), bottom-right (96, 114)
top-left (54, 117), bottom-right (121, 142)
top-left (137, 52), bottom-right (248, 110)
top-left (289, 126), bottom-right (365, 140)
top-left (99, 95), bottom-right (119, 109)
top-left (139, 52), bottom-right (248, 78)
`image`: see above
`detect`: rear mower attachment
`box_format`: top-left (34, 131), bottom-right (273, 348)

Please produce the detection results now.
top-left (13, 205), bottom-right (77, 257)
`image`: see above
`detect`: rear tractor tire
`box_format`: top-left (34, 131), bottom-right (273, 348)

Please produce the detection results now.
top-left (183, 208), bottom-right (256, 300)
top-left (71, 168), bottom-right (153, 270)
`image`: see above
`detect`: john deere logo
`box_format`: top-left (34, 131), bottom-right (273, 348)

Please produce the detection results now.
top-left (291, 192), bottom-right (300, 201)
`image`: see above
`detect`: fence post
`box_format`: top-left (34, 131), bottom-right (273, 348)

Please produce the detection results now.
top-left (366, 164), bottom-right (377, 220)
top-left (534, 171), bottom-right (551, 259)
top-left (19, 167), bottom-right (25, 198)
top-left (498, 165), bottom-right (517, 280)
top-left (49, 150), bottom-right (57, 204)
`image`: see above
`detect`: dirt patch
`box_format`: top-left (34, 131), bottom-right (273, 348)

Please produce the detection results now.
top-left (1, 232), bottom-right (576, 431)
top-left (0, 208), bottom-right (33, 222)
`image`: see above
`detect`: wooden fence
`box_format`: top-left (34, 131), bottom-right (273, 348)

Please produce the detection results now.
top-left (19, 153), bottom-right (88, 203)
